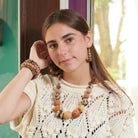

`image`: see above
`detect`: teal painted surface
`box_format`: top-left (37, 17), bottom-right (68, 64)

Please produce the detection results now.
top-left (0, 0), bottom-right (18, 137)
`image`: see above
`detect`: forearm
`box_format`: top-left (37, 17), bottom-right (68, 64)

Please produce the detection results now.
top-left (0, 68), bottom-right (33, 123)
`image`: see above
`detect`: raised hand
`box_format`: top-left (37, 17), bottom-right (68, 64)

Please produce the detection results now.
top-left (29, 40), bottom-right (50, 70)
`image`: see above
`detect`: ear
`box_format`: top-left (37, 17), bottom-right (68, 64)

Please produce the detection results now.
top-left (85, 31), bottom-right (93, 48)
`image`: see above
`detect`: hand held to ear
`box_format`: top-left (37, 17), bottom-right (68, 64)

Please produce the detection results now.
top-left (29, 40), bottom-right (50, 70)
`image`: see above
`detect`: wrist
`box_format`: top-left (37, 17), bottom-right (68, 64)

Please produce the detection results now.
top-left (20, 67), bottom-right (33, 79)
top-left (20, 59), bottom-right (40, 80)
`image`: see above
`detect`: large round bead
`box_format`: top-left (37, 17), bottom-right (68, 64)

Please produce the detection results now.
top-left (56, 110), bottom-right (63, 119)
top-left (81, 98), bottom-right (88, 106)
top-left (63, 111), bottom-right (72, 120)
top-left (72, 109), bottom-right (81, 118)
top-left (78, 104), bottom-right (85, 112)
top-left (84, 92), bottom-right (89, 99)
top-left (54, 100), bottom-right (60, 106)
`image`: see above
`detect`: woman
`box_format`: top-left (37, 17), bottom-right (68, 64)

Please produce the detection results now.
top-left (0, 9), bottom-right (135, 138)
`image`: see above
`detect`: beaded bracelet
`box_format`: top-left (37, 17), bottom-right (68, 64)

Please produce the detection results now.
top-left (20, 59), bottom-right (40, 80)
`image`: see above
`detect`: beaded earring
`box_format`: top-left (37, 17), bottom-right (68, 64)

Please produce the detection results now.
top-left (86, 47), bottom-right (92, 62)
top-left (20, 59), bottom-right (40, 80)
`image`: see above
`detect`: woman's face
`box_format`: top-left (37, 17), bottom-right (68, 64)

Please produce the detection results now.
top-left (45, 23), bottom-right (92, 73)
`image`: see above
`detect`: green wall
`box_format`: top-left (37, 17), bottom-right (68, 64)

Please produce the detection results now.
top-left (0, 0), bottom-right (18, 137)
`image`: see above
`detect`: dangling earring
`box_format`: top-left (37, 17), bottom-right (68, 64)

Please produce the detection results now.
top-left (86, 47), bottom-right (92, 62)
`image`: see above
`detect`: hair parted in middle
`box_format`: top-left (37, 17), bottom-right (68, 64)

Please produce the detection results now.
top-left (42, 9), bottom-right (127, 98)
top-left (42, 9), bottom-right (91, 76)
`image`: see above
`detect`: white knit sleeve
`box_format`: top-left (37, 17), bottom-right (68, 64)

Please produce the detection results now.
top-left (107, 87), bottom-right (136, 138)
top-left (10, 74), bottom-right (55, 136)
top-left (10, 76), bottom-right (37, 133)
top-left (23, 79), bottom-right (37, 112)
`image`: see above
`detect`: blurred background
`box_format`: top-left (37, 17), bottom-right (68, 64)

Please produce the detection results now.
top-left (0, 0), bottom-right (138, 137)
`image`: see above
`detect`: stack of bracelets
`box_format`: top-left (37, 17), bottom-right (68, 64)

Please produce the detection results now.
top-left (20, 59), bottom-right (40, 80)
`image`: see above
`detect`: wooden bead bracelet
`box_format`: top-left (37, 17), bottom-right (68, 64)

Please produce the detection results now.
top-left (20, 59), bottom-right (40, 80)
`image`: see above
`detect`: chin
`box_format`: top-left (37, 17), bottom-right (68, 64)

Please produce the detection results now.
top-left (62, 66), bottom-right (80, 73)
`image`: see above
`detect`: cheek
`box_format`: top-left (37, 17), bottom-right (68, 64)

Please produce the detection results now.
top-left (48, 51), bottom-right (58, 63)
top-left (74, 44), bottom-right (87, 58)
top-left (48, 50), bottom-right (53, 60)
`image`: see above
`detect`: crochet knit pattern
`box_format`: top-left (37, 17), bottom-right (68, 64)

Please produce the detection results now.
top-left (10, 74), bottom-right (135, 138)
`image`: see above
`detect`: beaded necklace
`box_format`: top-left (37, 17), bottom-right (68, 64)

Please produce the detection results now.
top-left (53, 76), bottom-right (95, 120)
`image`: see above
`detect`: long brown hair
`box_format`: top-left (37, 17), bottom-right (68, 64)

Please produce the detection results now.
top-left (42, 9), bottom-right (130, 100)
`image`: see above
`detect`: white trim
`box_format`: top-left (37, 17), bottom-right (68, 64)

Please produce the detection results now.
top-left (60, 0), bottom-right (69, 9)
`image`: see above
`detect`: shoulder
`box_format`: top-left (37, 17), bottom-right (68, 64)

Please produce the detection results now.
top-left (24, 74), bottom-right (58, 96)
top-left (105, 81), bottom-right (134, 117)
top-left (33, 73), bottom-right (58, 89)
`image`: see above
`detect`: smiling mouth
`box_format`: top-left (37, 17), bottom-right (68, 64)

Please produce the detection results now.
top-left (59, 58), bottom-right (74, 64)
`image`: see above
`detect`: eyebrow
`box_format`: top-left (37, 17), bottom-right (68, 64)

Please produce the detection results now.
top-left (46, 33), bottom-right (75, 45)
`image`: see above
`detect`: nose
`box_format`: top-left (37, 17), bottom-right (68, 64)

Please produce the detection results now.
top-left (57, 43), bottom-right (68, 56)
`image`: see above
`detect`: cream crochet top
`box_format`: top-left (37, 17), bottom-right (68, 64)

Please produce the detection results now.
top-left (10, 74), bottom-right (135, 138)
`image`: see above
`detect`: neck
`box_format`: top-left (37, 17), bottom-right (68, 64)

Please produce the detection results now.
top-left (63, 65), bottom-right (92, 85)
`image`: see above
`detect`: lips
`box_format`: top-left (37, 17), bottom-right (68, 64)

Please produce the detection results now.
top-left (59, 57), bottom-right (74, 64)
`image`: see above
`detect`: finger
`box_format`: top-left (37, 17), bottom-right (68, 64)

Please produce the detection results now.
top-left (36, 41), bottom-right (47, 50)
top-left (40, 51), bottom-right (49, 59)
top-left (35, 42), bottom-right (47, 57)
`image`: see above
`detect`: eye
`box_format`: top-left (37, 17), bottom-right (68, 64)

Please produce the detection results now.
top-left (66, 37), bottom-right (73, 43)
top-left (48, 43), bottom-right (57, 49)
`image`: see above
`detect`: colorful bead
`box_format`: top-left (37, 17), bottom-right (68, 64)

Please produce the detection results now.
top-left (91, 79), bottom-right (95, 84)
top-left (55, 94), bottom-right (60, 100)
top-left (78, 104), bottom-right (85, 112)
top-left (56, 110), bottom-right (63, 118)
top-left (84, 92), bottom-right (89, 99)
top-left (53, 76), bottom-right (95, 120)
top-left (57, 83), bottom-right (61, 89)
top-left (86, 88), bottom-right (92, 93)
top-left (81, 98), bottom-right (88, 106)
top-left (55, 89), bottom-right (61, 94)
top-left (72, 109), bottom-right (81, 118)
top-left (53, 106), bottom-right (60, 112)
top-left (88, 81), bottom-right (92, 85)
top-left (63, 111), bottom-right (72, 120)
top-left (54, 100), bottom-right (60, 106)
